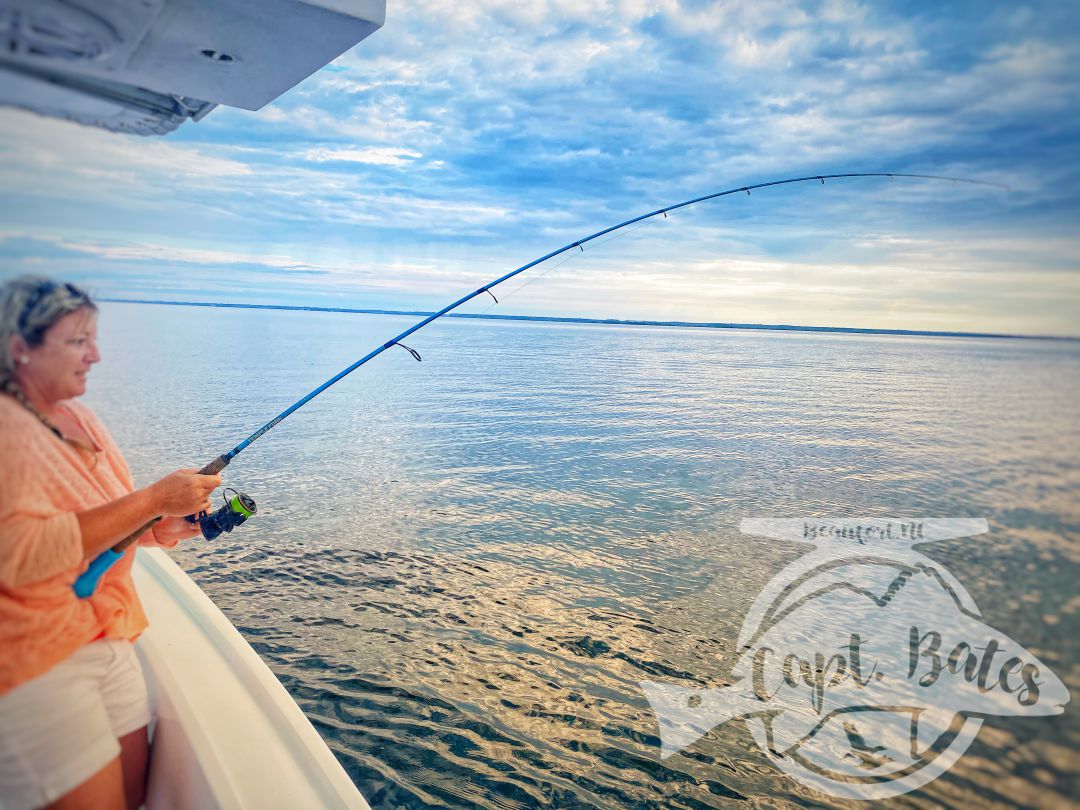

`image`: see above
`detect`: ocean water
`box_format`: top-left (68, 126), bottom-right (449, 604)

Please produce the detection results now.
top-left (86, 302), bottom-right (1079, 809)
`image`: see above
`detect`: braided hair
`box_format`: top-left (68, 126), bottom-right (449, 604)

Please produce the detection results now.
top-left (0, 275), bottom-right (98, 439)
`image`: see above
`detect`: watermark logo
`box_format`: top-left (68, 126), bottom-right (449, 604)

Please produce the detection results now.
top-left (640, 519), bottom-right (1069, 800)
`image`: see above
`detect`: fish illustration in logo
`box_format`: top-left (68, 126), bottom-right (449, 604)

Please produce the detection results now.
top-left (841, 721), bottom-right (892, 770)
top-left (640, 519), bottom-right (1071, 800)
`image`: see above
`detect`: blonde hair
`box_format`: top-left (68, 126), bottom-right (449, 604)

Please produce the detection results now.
top-left (0, 275), bottom-right (97, 438)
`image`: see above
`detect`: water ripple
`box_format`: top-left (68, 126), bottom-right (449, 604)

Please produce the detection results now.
top-left (86, 305), bottom-right (1080, 809)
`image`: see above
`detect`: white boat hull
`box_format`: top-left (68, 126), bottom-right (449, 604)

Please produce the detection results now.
top-left (133, 547), bottom-right (370, 809)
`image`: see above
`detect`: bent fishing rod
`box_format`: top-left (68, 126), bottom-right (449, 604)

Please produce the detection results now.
top-left (74, 171), bottom-right (1006, 596)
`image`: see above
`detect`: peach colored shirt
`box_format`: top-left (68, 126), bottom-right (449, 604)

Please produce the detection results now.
top-left (0, 393), bottom-right (182, 694)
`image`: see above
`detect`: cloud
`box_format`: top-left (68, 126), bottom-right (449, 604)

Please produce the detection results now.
top-left (0, 0), bottom-right (1077, 334)
top-left (302, 146), bottom-right (423, 165)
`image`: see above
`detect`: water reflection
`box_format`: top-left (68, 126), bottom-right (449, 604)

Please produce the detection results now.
top-left (86, 304), bottom-right (1079, 808)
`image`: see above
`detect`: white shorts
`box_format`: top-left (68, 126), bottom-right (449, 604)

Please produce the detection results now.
top-left (0, 638), bottom-right (152, 810)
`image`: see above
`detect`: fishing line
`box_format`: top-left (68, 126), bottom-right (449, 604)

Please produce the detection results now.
top-left (221, 172), bottom-right (1004, 473)
top-left (72, 171), bottom-right (1006, 597)
top-left (473, 213), bottom-right (667, 317)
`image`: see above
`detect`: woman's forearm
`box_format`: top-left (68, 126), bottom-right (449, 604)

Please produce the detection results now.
top-left (76, 487), bottom-right (164, 558)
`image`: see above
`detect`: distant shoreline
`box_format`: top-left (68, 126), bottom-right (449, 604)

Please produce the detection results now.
top-left (99, 299), bottom-right (1077, 342)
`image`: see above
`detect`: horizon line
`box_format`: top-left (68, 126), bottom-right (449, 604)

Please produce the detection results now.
top-left (98, 298), bottom-right (1079, 342)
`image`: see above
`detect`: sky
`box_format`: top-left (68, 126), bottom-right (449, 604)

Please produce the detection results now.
top-left (1, 0), bottom-right (1078, 336)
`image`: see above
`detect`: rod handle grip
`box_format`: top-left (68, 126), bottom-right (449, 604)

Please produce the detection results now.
top-left (199, 455), bottom-right (231, 476)
top-left (185, 454), bottom-right (232, 524)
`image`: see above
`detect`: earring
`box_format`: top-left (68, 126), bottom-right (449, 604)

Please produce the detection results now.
top-left (18, 356), bottom-right (29, 364)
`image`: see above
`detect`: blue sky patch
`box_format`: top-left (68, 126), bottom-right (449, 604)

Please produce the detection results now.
top-left (0, 0), bottom-right (1077, 335)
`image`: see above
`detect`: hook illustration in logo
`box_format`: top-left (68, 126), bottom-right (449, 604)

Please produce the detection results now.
top-left (640, 518), bottom-right (1070, 800)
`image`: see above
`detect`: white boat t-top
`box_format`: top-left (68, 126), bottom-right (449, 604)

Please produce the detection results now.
top-left (0, 0), bottom-right (386, 134)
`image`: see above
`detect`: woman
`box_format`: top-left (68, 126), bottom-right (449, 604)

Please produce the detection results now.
top-left (0, 276), bottom-right (222, 809)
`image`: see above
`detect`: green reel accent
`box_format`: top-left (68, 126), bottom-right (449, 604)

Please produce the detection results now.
top-left (228, 491), bottom-right (256, 518)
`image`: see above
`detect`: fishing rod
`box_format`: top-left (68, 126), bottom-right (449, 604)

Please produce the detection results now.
top-left (73, 171), bottom-right (1006, 597)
